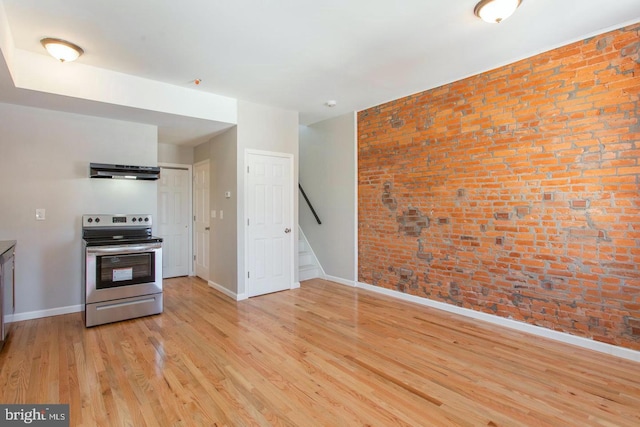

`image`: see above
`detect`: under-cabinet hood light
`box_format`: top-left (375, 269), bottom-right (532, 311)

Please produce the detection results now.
top-left (89, 163), bottom-right (160, 180)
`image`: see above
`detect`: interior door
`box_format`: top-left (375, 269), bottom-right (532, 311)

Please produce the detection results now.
top-left (247, 152), bottom-right (293, 297)
top-left (158, 166), bottom-right (191, 278)
top-left (194, 161), bottom-right (210, 280)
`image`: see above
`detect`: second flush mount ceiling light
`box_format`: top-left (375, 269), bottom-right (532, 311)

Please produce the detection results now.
top-left (40, 38), bottom-right (84, 62)
top-left (474, 0), bottom-right (522, 24)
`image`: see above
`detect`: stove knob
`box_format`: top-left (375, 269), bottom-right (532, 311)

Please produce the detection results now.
top-left (144, 217), bottom-right (149, 222)
top-left (95, 218), bottom-right (100, 223)
top-left (132, 217), bottom-right (137, 222)
top-left (87, 218), bottom-right (93, 223)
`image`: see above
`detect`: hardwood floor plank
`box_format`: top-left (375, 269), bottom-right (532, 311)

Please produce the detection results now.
top-left (1, 277), bottom-right (639, 426)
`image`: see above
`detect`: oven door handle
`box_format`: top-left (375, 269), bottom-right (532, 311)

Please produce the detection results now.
top-left (87, 244), bottom-right (162, 255)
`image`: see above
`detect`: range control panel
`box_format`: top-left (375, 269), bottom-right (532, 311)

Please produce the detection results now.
top-left (82, 214), bottom-right (152, 227)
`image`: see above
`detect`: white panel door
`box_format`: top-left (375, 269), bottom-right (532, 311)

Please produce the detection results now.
top-left (158, 167), bottom-right (191, 278)
top-left (194, 161), bottom-right (210, 280)
top-left (247, 152), bottom-right (293, 297)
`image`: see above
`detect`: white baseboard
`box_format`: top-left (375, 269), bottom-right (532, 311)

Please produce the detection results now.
top-left (323, 275), bottom-right (357, 288)
top-left (356, 281), bottom-right (640, 363)
top-left (212, 281), bottom-right (297, 301)
top-left (208, 280), bottom-right (247, 301)
top-left (10, 304), bottom-right (83, 323)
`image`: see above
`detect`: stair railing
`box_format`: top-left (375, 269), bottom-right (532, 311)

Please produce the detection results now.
top-left (299, 183), bottom-right (322, 225)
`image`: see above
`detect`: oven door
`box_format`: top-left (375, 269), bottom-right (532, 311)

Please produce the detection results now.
top-left (85, 243), bottom-right (162, 304)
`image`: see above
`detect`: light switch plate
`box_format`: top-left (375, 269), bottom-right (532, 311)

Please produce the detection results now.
top-left (211, 210), bottom-right (216, 218)
top-left (36, 208), bottom-right (46, 220)
top-left (220, 210), bottom-right (223, 220)
top-left (225, 191), bottom-right (231, 199)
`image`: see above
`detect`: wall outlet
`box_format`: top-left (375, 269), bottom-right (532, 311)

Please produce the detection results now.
top-left (35, 209), bottom-right (46, 220)
top-left (225, 191), bottom-right (231, 199)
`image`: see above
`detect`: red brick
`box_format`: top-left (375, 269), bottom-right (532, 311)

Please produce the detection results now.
top-left (357, 23), bottom-right (640, 351)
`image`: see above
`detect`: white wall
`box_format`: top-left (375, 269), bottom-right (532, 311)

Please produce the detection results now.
top-left (158, 143), bottom-right (194, 165)
top-left (236, 101), bottom-right (299, 296)
top-left (0, 102), bottom-right (157, 317)
top-left (299, 113), bottom-right (357, 281)
top-left (193, 142), bottom-right (209, 164)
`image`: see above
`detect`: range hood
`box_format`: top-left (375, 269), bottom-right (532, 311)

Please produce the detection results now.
top-left (90, 163), bottom-right (160, 180)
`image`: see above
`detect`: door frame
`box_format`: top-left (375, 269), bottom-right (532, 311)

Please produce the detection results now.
top-left (244, 149), bottom-right (296, 298)
top-left (193, 159), bottom-right (210, 280)
top-left (159, 162), bottom-right (194, 276)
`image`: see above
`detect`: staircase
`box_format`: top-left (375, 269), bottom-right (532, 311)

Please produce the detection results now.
top-left (298, 227), bottom-right (323, 281)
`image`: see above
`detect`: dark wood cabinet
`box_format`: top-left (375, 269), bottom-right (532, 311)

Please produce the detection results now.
top-left (0, 241), bottom-right (15, 351)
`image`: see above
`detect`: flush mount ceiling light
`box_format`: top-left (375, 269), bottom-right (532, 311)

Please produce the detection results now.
top-left (40, 38), bottom-right (84, 62)
top-left (474, 0), bottom-right (522, 23)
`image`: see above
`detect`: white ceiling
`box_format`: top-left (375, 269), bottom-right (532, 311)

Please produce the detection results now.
top-left (1, 0), bottom-right (640, 146)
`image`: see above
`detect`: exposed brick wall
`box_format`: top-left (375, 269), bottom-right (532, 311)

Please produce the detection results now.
top-left (358, 24), bottom-right (640, 350)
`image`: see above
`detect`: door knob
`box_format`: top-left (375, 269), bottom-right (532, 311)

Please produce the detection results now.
top-left (205, 227), bottom-right (210, 231)
top-left (284, 228), bottom-right (291, 233)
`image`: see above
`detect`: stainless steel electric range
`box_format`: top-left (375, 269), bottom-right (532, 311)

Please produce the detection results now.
top-left (82, 214), bottom-right (163, 327)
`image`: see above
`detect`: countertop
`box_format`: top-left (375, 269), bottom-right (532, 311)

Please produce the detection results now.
top-left (0, 240), bottom-right (16, 257)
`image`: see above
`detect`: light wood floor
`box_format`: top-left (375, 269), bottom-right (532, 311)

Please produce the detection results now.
top-left (1, 277), bottom-right (639, 426)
